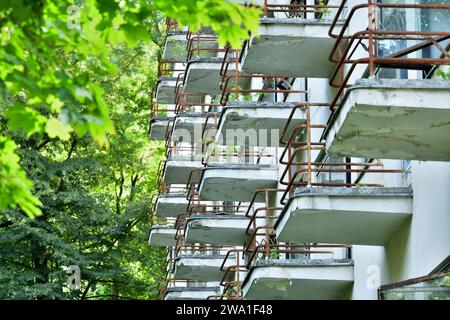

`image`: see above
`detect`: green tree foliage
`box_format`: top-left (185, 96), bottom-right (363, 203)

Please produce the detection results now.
top-left (0, 0), bottom-right (259, 218)
top-left (0, 0), bottom-right (260, 300)
top-left (0, 42), bottom-right (167, 300)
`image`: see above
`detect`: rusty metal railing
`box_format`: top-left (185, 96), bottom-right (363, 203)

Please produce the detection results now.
top-left (186, 32), bottom-right (227, 61)
top-left (165, 18), bottom-right (179, 32)
top-left (328, 0), bottom-right (450, 110)
top-left (278, 103), bottom-right (405, 204)
top-left (219, 46), bottom-right (308, 105)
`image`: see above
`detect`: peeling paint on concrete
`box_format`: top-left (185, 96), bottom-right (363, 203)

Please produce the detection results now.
top-left (326, 79), bottom-right (450, 161)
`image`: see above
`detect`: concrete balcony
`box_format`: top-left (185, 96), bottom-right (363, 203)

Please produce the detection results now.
top-left (172, 113), bottom-right (215, 143)
top-left (149, 116), bottom-right (172, 141)
top-left (242, 259), bottom-right (354, 300)
top-left (156, 78), bottom-right (204, 105)
top-left (162, 159), bottom-right (204, 185)
top-left (156, 77), bottom-right (179, 105)
top-left (216, 102), bottom-right (306, 147)
top-left (183, 58), bottom-right (250, 95)
top-left (183, 58), bottom-right (226, 95)
top-left (148, 225), bottom-right (177, 247)
top-left (173, 254), bottom-right (234, 282)
top-left (184, 214), bottom-right (250, 246)
top-left (164, 286), bottom-right (221, 300)
top-left (163, 31), bottom-right (188, 62)
top-left (197, 165), bottom-right (279, 202)
top-left (155, 193), bottom-right (189, 218)
top-left (326, 79), bottom-right (450, 161)
top-left (275, 187), bottom-right (413, 246)
top-left (241, 18), bottom-right (342, 78)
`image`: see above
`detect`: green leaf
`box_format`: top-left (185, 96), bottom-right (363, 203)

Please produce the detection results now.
top-left (0, 136), bottom-right (42, 219)
top-left (45, 118), bottom-right (73, 141)
top-left (5, 102), bottom-right (46, 137)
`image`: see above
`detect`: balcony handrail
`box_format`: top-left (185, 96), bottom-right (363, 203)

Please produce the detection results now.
top-left (278, 104), bottom-right (405, 205)
top-left (327, 1), bottom-right (450, 111)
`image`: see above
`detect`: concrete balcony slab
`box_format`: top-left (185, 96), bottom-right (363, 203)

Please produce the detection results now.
top-left (275, 187), bottom-right (413, 246)
top-left (198, 165), bottom-right (279, 202)
top-left (164, 286), bottom-right (221, 300)
top-left (148, 225), bottom-right (177, 247)
top-left (162, 159), bottom-right (204, 185)
top-left (183, 58), bottom-right (226, 95)
top-left (183, 58), bottom-right (250, 95)
top-left (184, 214), bottom-right (250, 246)
top-left (326, 79), bottom-right (450, 161)
top-left (216, 102), bottom-right (307, 147)
top-left (242, 259), bottom-right (354, 300)
top-left (149, 116), bottom-right (172, 141)
top-left (163, 31), bottom-right (188, 62)
top-left (172, 113), bottom-right (215, 143)
top-left (156, 77), bottom-right (179, 105)
top-left (155, 193), bottom-right (189, 218)
top-left (241, 18), bottom-right (343, 77)
top-left (173, 254), bottom-right (234, 282)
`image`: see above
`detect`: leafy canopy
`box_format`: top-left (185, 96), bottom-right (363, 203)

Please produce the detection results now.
top-left (0, 0), bottom-right (260, 218)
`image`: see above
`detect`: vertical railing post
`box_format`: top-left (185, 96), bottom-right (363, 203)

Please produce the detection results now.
top-left (234, 49), bottom-right (239, 99)
top-left (306, 106), bottom-right (312, 186)
top-left (368, 0), bottom-right (375, 78)
top-left (236, 251), bottom-right (241, 299)
top-left (264, 189), bottom-right (270, 258)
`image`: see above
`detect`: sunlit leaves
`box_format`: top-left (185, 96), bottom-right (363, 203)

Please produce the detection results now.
top-left (0, 136), bottom-right (42, 218)
top-left (5, 102), bottom-right (46, 137)
top-left (45, 118), bottom-right (73, 141)
top-left (436, 69), bottom-right (450, 80)
top-left (0, 0), bottom-right (260, 218)
top-left (154, 0), bottom-right (261, 48)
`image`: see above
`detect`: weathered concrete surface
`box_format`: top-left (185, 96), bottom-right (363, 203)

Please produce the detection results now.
top-left (172, 113), bottom-right (215, 143)
top-left (156, 78), bottom-right (205, 105)
top-left (216, 102), bottom-right (306, 147)
top-left (155, 193), bottom-right (189, 218)
top-left (156, 77), bottom-right (178, 104)
top-left (326, 79), bottom-right (450, 161)
top-left (183, 58), bottom-right (250, 95)
top-left (149, 116), bottom-right (172, 141)
top-left (164, 286), bottom-right (221, 300)
top-left (148, 226), bottom-right (177, 247)
top-left (173, 254), bottom-right (234, 281)
top-left (163, 31), bottom-right (188, 62)
top-left (275, 187), bottom-right (413, 246)
top-left (184, 214), bottom-right (250, 246)
top-left (198, 165), bottom-right (278, 202)
top-left (162, 160), bottom-right (204, 185)
top-left (241, 18), bottom-right (342, 77)
top-left (243, 259), bottom-right (354, 300)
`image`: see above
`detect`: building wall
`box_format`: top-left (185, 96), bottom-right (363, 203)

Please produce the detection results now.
top-left (274, 0), bottom-right (450, 299)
